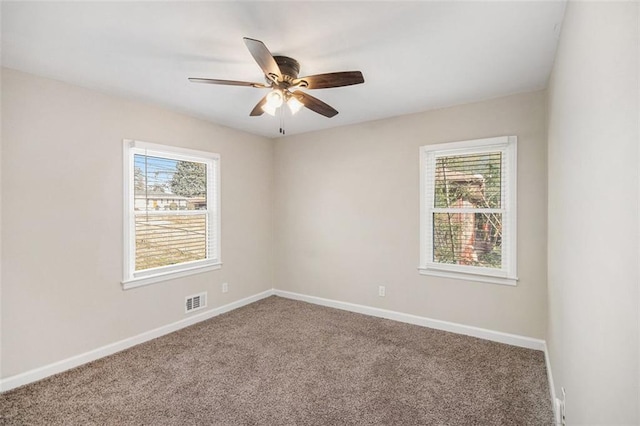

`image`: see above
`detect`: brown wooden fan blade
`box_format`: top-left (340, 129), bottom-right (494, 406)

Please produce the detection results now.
top-left (188, 78), bottom-right (269, 88)
top-left (293, 71), bottom-right (364, 89)
top-left (243, 37), bottom-right (282, 82)
top-left (292, 91), bottom-right (338, 118)
top-left (250, 95), bottom-right (269, 116)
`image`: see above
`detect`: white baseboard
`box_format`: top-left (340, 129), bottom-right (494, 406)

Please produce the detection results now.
top-left (0, 289), bottom-right (274, 393)
top-left (273, 289), bottom-right (546, 351)
top-left (544, 342), bottom-right (561, 425)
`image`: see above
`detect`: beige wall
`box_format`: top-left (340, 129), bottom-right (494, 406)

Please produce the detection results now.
top-left (547, 2), bottom-right (639, 424)
top-left (274, 91), bottom-right (548, 339)
top-left (1, 69), bottom-right (274, 377)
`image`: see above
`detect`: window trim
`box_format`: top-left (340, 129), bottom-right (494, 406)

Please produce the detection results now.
top-left (122, 139), bottom-right (221, 290)
top-left (418, 136), bottom-right (518, 286)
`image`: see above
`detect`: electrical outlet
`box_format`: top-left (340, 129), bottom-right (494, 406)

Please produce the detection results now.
top-left (222, 282), bottom-right (228, 293)
top-left (378, 285), bottom-right (386, 297)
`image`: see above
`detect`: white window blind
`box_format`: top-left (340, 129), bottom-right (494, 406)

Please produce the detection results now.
top-left (420, 136), bottom-right (517, 285)
top-left (123, 140), bottom-right (220, 289)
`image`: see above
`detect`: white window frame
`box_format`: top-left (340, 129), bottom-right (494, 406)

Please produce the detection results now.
top-left (122, 140), bottom-right (221, 290)
top-left (419, 136), bottom-right (518, 286)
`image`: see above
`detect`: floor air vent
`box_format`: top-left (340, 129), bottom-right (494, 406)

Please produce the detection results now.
top-left (185, 292), bottom-right (207, 313)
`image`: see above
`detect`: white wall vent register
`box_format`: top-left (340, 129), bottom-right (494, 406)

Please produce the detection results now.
top-left (185, 292), bottom-right (207, 313)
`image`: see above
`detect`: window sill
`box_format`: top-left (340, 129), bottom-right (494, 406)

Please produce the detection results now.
top-left (122, 262), bottom-right (222, 290)
top-left (418, 267), bottom-right (518, 286)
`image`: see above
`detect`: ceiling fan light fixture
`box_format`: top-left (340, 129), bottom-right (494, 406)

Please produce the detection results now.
top-left (262, 103), bottom-right (278, 116)
top-left (261, 90), bottom-right (284, 116)
top-left (287, 96), bottom-right (304, 115)
top-left (266, 90), bottom-right (283, 107)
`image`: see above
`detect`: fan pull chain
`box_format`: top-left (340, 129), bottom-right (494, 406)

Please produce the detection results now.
top-left (279, 105), bottom-right (285, 135)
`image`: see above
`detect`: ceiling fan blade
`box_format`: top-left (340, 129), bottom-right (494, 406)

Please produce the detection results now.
top-left (243, 37), bottom-right (282, 82)
top-left (293, 71), bottom-right (364, 89)
top-left (188, 78), bottom-right (269, 88)
top-left (292, 91), bottom-right (338, 118)
top-left (250, 95), bottom-right (269, 116)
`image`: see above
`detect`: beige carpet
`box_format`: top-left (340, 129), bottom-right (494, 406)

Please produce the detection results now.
top-left (0, 296), bottom-right (553, 425)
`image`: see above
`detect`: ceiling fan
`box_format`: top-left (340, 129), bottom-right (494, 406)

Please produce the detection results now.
top-left (189, 37), bottom-right (365, 119)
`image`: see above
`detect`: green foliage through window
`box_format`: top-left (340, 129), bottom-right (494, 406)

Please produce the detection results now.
top-left (170, 161), bottom-right (207, 198)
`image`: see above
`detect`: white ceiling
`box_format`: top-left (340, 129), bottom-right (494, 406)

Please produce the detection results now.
top-left (1, 1), bottom-right (566, 138)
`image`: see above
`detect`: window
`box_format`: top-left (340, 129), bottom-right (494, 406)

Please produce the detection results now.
top-left (123, 140), bottom-right (220, 289)
top-left (419, 136), bottom-right (517, 285)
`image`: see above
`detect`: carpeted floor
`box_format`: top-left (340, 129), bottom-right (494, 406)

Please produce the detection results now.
top-left (0, 296), bottom-right (553, 425)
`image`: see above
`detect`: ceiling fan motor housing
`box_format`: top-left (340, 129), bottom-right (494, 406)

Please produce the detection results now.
top-left (274, 56), bottom-right (301, 85)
